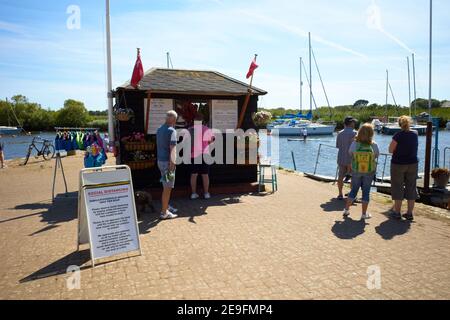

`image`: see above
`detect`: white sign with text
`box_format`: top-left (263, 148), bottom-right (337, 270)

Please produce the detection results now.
top-left (78, 166), bottom-right (141, 267)
top-left (144, 98), bottom-right (174, 134)
top-left (211, 100), bottom-right (238, 131)
top-left (84, 184), bottom-right (139, 259)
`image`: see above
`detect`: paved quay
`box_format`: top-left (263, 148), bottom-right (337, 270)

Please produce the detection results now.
top-left (1, 154), bottom-right (449, 300)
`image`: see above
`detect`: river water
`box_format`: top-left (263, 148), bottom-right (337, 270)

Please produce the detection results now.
top-left (1, 131), bottom-right (449, 177)
top-left (259, 130), bottom-right (450, 178)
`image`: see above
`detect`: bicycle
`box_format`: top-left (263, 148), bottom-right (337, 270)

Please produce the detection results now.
top-left (23, 136), bottom-right (55, 165)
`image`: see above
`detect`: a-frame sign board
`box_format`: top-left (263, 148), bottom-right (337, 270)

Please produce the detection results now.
top-left (77, 165), bottom-right (141, 267)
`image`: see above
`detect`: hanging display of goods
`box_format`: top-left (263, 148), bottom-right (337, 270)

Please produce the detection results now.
top-left (125, 160), bottom-right (156, 170)
top-left (115, 108), bottom-right (135, 121)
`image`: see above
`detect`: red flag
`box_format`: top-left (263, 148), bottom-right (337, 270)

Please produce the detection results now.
top-left (246, 58), bottom-right (258, 79)
top-left (131, 49), bottom-right (144, 88)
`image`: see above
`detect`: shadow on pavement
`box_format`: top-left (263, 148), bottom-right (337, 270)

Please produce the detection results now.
top-left (20, 249), bottom-right (91, 283)
top-left (375, 218), bottom-right (412, 240)
top-left (320, 198), bottom-right (346, 212)
top-left (2, 192), bottom-right (79, 235)
top-left (331, 217), bottom-right (367, 239)
top-left (138, 194), bottom-right (243, 234)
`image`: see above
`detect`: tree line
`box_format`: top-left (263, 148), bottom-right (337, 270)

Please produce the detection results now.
top-left (0, 95), bottom-right (108, 131)
top-left (1, 95), bottom-right (448, 132)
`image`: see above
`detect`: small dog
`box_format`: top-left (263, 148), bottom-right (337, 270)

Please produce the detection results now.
top-left (134, 191), bottom-right (155, 218)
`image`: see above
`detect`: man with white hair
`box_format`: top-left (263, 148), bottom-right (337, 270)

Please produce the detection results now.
top-left (156, 110), bottom-right (179, 219)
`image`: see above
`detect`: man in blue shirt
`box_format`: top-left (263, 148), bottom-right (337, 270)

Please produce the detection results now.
top-left (156, 110), bottom-right (179, 219)
top-left (336, 116), bottom-right (357, 199)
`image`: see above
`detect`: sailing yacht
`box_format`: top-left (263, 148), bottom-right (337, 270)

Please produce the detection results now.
top-left (381, 59), bottom-right (427, 136)
top-left (268, 33), bottom-right (336, 136)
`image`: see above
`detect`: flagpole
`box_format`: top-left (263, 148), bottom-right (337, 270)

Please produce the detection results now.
top-left (106, 0), bottom-right (115, 145)
top-left (248, 54), bottom-right (257, 90)
top-left (237, 54), bottom-right (257, 129)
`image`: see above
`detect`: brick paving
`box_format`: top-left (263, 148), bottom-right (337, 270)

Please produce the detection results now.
top-left (1, 155), bottom-right (450, 300)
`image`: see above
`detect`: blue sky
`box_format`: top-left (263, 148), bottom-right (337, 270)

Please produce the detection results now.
top-left (0, 0), bottom-right (449, 111)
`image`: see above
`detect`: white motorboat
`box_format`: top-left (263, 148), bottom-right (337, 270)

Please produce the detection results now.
top-left (0, 126), bottom-right (22, 135)
top-left (381, 117), bottom-right (427, 135)
top-left (371, 119), bottom-right (384, 133)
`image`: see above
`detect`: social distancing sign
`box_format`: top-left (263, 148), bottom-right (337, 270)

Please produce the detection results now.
top-left (77, 165), bottom-right (141, 267)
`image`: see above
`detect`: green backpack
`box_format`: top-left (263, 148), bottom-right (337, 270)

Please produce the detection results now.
top-left (351, 143), bottom-right (376, 174)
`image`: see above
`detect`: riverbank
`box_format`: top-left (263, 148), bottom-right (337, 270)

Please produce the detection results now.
top-left (1, 153), bottom-right (450, 299)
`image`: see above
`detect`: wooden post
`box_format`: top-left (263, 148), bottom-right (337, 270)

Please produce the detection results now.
top-left (423, 121), bottom-right (433, 194)
top-left (145, 91), bottom-right (152, 134)
top-left (237, 54), bottom-right (257, 129)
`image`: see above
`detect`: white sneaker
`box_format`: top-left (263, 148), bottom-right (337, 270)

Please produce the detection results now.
top-left (190, 193), bottom-right (199, 200)
top-left (160, 211), bottom-right (178, 220)
top-left (343, 209), bottom-right (350, 217)
top-left (204, 192), bottom-right (211, 199)
top-left (168, 205), bottom-right (178, 213)
top-left (361, 213), bottom-right (372, 220)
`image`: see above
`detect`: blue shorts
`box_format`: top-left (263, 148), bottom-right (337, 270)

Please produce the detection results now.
top-left (158, 161), bottom-right (175, 189)
top-left (348, 173), bottom-right (375, 204)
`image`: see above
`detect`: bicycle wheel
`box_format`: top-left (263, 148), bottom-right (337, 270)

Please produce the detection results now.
top-left (23, 148), bottom-right (32, 165)
top-left (43, 144), bottom-right (55, 161)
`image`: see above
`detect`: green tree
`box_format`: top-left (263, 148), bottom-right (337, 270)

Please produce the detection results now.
top-left (353, 99), bottom-right (369, 108)
top-left (55, 99), bottom-right (90, 127)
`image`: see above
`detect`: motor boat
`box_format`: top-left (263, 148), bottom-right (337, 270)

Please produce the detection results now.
top-left (381, 117), bottom-right (427, 135)
top-left (371, 119), bottom-right (384, 133)
top-left (0, 126), bottom-right (22, 135)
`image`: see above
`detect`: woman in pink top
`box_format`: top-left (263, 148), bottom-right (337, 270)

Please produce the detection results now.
top-left (189, 113), bottom-right (214, 200)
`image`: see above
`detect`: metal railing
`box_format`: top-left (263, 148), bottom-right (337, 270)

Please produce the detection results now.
top-left (313, 144), bottom-right (337, 175)
top-left (378, 153), bottom-right (392, 182)
top-left (443, 147), bottom-right (450, 169)
top-left (431, 147), bottom-right (440, 169)
top-left (312, 143), bottom-right (393, 183)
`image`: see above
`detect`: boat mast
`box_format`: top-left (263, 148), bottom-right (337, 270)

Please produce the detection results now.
top-left (412, 53), bottom-right (417, 117)
top-left (385, 69), bottom-right (389, 119)
top-left (301, 59), bottom-right (319, 110)
top-left (312, 48), bottom-right (332, 118)
top-left (299, 57), bottom-right (302, 112)
top-left (407, 56), bottom-right (412, 116)
top-left (166, 52), bottom-right (173, 69)
top-left (309, 32), bottom-right (312, 115)
top-left (105, 0), bottom-right (115, 144)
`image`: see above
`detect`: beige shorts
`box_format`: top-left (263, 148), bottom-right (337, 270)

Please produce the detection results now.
top-left (390, 163), bottom-right (419, 201)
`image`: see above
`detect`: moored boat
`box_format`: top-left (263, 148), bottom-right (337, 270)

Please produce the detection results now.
top-left (270, 120), bottom-right (336, 136)
top-left (0, 126), bottom-right (22, 135)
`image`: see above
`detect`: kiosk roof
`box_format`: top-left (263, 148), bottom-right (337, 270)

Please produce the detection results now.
top-left (119, 68), bottom-right (267, 96)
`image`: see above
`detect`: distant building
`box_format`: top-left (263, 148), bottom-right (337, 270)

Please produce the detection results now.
top-left (441, 101), bottom-right (450, 108)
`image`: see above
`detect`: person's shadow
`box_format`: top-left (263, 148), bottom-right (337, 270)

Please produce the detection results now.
top-left (332, 217), bottom-right (367, 240)
top-left (320, 198), bottom-right (346, 212)
top-left (375, 217), bottom-right (412, 240)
